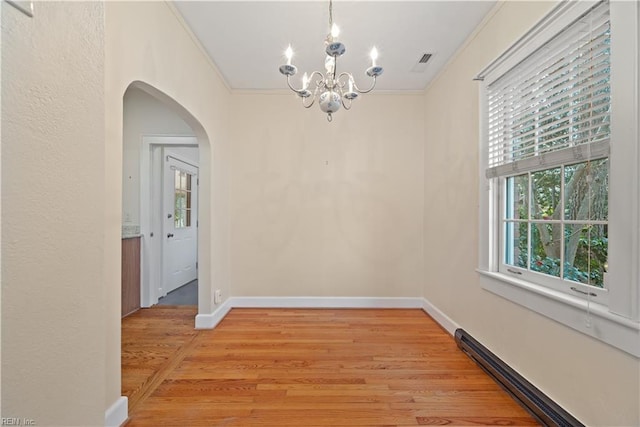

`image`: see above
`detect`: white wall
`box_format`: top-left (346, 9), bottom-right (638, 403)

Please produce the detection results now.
top-left (230, 93), bottom-right (424, 298)
top-left (123, 88), bottom-right (194, 226)
top-left (105, 1), bottom-right (232, 417)
top-left (165, 146), bottom-right (199, 165)
top-left (1, 2), bottom-right (106, 425)
top-left (422, 2), bottom-right (640, 425)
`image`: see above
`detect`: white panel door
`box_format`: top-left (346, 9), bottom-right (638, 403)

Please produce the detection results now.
top-left (162, 154), bottom-right (198, 295)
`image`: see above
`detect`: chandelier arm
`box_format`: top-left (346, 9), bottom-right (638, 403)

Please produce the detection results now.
top-left (308, 71), bottom-right (325, 89)
top-left (352, 76), bottom-right (378, 94)
top-left (302, 85), bottom-right (321, 109)
top-left (302, 96), bottom-right (316, 109)
top-left (342, 97), bottom-right (352, 110)
top-left (286, 74), bottom-right (306, 95)
top-left (336, 72), bottom-right (351, 89)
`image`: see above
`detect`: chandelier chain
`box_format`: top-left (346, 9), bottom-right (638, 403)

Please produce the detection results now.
top-left (328, 0), bottom-right (333, 34)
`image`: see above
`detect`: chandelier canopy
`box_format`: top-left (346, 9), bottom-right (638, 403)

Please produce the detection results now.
top-left (279, 0), bottom-right (383, 122)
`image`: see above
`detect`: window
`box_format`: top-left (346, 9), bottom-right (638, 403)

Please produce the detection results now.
top-left (477, 0), bottom-right (640, 356)
top-left (174, 169), bottom-right (192, 228)
top-left (503, 160), bottom-right (608, 295)
top-left (488, 0), bottom-right (610, 300)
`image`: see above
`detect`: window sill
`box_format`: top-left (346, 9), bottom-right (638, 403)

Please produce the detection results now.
top-left (477, 269), bottom-right (640, 358)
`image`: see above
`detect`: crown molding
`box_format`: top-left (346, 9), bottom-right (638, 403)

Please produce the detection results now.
top-left (164, 1), bottom-right (232, 93)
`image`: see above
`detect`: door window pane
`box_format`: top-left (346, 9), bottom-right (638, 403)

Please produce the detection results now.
top-left (174, 170), bottom-right (193, 229)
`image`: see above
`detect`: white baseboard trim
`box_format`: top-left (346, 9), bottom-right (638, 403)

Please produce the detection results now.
top-left (195, 299), bottom-right (232, 329)
top-left (104, 396), bottom-right (128, 427)
top-left (229, 296), bottom-right (424, 309)
top-left (193, 296), bottom-right (458, 338)
top-left (420, 297), bottom-right (460, 336)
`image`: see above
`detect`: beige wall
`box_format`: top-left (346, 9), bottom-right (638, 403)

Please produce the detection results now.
top-left (105, 0), bottom-right (232, 418)
top-left (2, 1), bottom-right (233, 422)
top-left (2, 2), bottom-right (106, 425)
top-left (230, 93), bottom-right (424, 297)
top-left (422, 2), bottom-right (640, 425)
top-left (3, 1), bottom-right (637, 425)
top-left (1, 1), bottom-right (4, 416)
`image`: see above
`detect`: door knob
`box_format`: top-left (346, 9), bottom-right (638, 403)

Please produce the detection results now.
top-left (167, 233), bottom-right (174, 238)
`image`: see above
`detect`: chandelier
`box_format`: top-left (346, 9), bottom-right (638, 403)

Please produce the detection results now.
top-left (278, 0), bottom-right (383, 122)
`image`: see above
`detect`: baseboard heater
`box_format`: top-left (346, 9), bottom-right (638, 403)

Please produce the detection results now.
top-left (454, 328), bottom-right (583, 427)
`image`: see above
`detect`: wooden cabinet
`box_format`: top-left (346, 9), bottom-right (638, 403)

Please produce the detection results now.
top-left (122, 237), bottom-right (141, 317)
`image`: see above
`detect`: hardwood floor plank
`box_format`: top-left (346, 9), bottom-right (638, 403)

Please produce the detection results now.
top-left (416, 416), bottom-right (539, 426)
top-left (121, 306), bottom-right (199, 412)
top-left (237, 409), bottom-right (421, 426)
top-left (122, 308), bottom-right (539, 426)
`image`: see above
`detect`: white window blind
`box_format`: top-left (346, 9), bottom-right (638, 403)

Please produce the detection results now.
top-left (486, 1), bottom-right (610, 179)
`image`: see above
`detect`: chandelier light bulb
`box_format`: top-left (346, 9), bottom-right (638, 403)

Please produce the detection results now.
top-left (302, 72), bottom-right (309, 89)
top-left (331, 23), bottom-right (340, 39)
top-left (285, 45), bottom-right (293, 65)
top-left (370, 47), bottom-right (378, 66)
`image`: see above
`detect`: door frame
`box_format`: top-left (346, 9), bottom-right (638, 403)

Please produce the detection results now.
top-left (140, 135), bottom-right (198, 307)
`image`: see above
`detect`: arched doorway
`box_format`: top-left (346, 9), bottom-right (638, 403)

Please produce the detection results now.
top-left (121, 81), bottom-right (213, 315)
top-left (122, 86), bottom-right (200, 310)
top-left (119, 81), bottom-right (212, 414)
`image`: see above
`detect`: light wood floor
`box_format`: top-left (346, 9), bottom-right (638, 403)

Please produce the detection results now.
top-left (122, 308), bottom-right (539, 426)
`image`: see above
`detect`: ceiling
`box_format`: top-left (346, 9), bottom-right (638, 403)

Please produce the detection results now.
top-left (173, 1), bottom-right (496, 91)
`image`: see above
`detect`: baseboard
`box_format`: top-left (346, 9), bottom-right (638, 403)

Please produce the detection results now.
top-left (229, 296), bottom-right (424, 309)
top-left (194, 297), bottom-right (457, 333)
top-left (194, 296), bottom-right (426, 329)
top-left (420, 297), bottom-right (460, 335)
top-left (195, 299), bottom-right (232, 329)
top-left (104, 396), bottom-right (128, 427)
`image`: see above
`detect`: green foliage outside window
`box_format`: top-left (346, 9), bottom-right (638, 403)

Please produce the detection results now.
top-left (508, 159), bottom-right (608, 288)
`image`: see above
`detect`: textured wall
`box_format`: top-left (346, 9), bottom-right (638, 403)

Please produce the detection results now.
top-left (105, 1), bottom-right (232, 412)
top-left (422, 1), bottom-right (640, 425)
top-left (1, 2), bottom-right (4, 416)
top-left (231, 93), bottom-right (424, 298)
top-left (1, 2), bottom-right (106, 425)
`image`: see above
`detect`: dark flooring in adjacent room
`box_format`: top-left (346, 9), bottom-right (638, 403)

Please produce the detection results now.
top-left (156, 279), bottom-right (198, 305)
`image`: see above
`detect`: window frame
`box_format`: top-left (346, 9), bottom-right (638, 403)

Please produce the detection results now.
top-left (498, 159), bottom-right (610, 303)
top-left (477, 0), bottom-right (640, 357)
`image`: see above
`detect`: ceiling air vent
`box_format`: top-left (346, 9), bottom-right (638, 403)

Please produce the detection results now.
top-left (411, 53), bottom-right (434, 73)
top-left (418, 53), bottom-right (432, 64)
